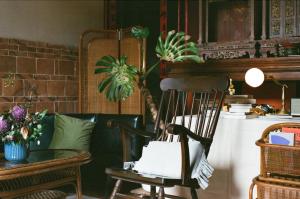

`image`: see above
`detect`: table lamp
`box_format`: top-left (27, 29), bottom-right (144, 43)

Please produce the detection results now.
top-left (244, 67), bottom-right (288, 115)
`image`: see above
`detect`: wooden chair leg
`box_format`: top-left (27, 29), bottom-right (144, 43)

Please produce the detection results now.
top-left (150, 186), bottom-right (156, 199)
top-left (75, 167), bottom-right (82, 199)
top-left (158, 187), bottom-right (165, 199)
top-left (190, 188), bottom-right (198, 199)
top-left (110, 179), bottom-right (122, 199)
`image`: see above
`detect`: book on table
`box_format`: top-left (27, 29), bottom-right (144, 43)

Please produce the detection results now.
top-left (269, 131), bottom-right (294, 146)
top-left (229, 103), bottom-right (253, 113)
top-left (222, 112), bottom-right (258, 119)
top-left (282, 127), bottom-right (300, 145)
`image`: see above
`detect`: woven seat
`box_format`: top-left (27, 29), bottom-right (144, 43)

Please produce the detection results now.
top-left (16, 190), bottom-right (67, 199)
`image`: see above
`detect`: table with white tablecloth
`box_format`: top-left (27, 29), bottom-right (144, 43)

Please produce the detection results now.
top-left (166, 115), bottom-right (300, 199)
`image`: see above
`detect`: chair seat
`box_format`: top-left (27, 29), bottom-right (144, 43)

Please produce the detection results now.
top-left (106, 168), bottom-right (198, 188)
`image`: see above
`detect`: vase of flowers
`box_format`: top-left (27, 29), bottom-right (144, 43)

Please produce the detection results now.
top-left (0, 105), bottom-right (47, 162)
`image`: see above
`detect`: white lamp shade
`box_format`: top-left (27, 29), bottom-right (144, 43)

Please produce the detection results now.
top-left (245, 68), bottom-right (264, 87)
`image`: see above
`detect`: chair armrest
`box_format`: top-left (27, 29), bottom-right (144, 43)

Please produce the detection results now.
top-left (166, 124), bottom-right (213, 151)
top-left (107, 120), bottom-right (156, 162)
top-left (107, 120), bottom-right (156, 139)
top-left (166, 123), bottom-right (213, 185)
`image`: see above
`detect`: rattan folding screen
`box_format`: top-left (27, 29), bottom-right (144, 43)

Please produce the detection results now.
top-left (79, 28), bottom-right (145, 115)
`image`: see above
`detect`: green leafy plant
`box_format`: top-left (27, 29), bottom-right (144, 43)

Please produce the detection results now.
top-left (95, 27), bottom-right (203, 123)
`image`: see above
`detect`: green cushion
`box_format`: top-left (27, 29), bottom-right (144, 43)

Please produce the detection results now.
top-left (49, 114), bottom-right (96, 151)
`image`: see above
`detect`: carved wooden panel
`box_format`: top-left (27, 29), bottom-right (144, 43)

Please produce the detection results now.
top-left (270, 0), bottom-right (298, 38)
top-left (208, 1), bottom-right (250, 42)
top-left (165, 57), bottom-right (300, 81)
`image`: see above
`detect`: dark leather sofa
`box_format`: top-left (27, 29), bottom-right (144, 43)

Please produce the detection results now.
top-left (30, 113), bottom-right (144, 197)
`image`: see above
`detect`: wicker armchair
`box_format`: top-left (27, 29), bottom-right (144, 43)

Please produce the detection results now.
top-left (249, 122), bottom-right (300, 199)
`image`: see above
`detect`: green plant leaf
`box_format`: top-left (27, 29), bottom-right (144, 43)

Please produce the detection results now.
top-left (155, 30), bottom-right (202, 63)
top-left (95, 55), bottom-right (138, 102)
top-left (96, 55), bottom-right (117, 67)
top-left (131, 26), bottom-right (149, 39)
top-left (95, 67), bottom-right (112, 74)
top-left (98, 76), bottom-right (113, 92)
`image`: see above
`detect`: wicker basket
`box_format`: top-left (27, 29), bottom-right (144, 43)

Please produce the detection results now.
top-left (249, 176), bottom-right (300, 199)
top-left (256, 122), bottom-right (300, 178)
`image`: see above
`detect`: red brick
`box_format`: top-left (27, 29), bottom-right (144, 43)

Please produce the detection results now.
top-left (36, 102), bottom-right (54, 113)
top-left (54, 102), bottom-right (59, 112)
top-left (0, 56), bottom-right (16, 73)
top-left (35, 52), bottom-right (56, 59)
top-left (51, 75), bottom-right (65, 80)
top-left (54, 60), bottom-right (59, 74)
top-left (17, 57), bottom-right (36, 74)
top-left (3, 79), bottom-right (24, 96)
top-left (15, 74), bottom-right (33, 80)
top-left (19, 45), bottom-right (36, 52)
top-left (24, 80), bottom-right (47, 96)
top-left (0, 102), bottom-right (13, 112)
top-left (0, 97), bottom-right (13, 102)
top-left (58, 60), bottom-right (75, 75)
top-left (47, 43), bottom-right (64, 49)
top-left (57, 101), bottom-right (75, 113)
top-left (47, 81), bottom-right (65, 96)
top-left (66, 75), bottom-right (76, 80)
top-left (13, 97), bottom-right (27, 102)
top-left (65, 81), bottom-right (78, 96)
top-left (34, 74), bottom-right (50, 80)
top-left (0, 43), bottom-right (9, 49)
top-left (38, 97), bottom-right (54, 102)
top-left (57, 97), bottom-right (67, 101)
top-left (9, 50), bottom-right (27, 56)
top-left (0, 38), bottom-right (9, 44)
top-left (37, 59), bottom-right (54, 74)
top-left (0, 49), bottom-right (8, 56)
top-left (73, 102), bottom-right (78, 112)
top-left (36, 48), bottom-right (54, 54)
top-left (0, 72), bottom-right (10, 78)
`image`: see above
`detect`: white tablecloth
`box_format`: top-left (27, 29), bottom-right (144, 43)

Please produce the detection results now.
top-left (165, 115), bottom-right (300, 199)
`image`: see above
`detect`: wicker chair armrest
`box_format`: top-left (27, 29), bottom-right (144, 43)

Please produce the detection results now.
top-left (107, 120), bottom-right (156, 138)
top-left (261, 122), bottom-right (300, 140)
top-left (249, 177), bottom-right (257, 199)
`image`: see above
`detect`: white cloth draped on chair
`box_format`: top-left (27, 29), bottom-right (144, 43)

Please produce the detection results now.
top-left (133, 139), bottom-right (214, 189)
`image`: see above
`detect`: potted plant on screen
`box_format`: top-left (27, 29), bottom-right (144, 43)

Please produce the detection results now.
top-left (0, 105), bottom-right (47, 162)
top-left (95, 27), bottom-right (202, 125)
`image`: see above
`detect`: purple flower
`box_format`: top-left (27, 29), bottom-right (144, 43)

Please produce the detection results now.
top-left (0, 118), bottom-right (9, 133)
top-left (11, 105), bottom-right (26, 121)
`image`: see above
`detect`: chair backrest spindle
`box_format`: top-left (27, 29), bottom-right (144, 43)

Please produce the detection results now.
top-left (155, 76), bottom-right (229, 152)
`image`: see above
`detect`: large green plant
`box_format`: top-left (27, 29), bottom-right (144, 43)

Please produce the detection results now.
top-left (95, 27), bottom-right (202, 123)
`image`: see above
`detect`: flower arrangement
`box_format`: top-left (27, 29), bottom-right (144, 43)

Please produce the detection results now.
top-left (0, 105), bottom-right (47, 144)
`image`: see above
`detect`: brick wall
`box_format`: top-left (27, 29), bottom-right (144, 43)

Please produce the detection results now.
top-left (0, 38), bottom-right (78, 113)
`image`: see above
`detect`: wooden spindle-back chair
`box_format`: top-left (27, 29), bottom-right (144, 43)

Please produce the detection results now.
top-left (106, 76), bottom-right (229, 199)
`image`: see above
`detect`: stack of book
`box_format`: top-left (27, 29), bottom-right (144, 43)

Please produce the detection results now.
top-left (223, 95), bottom-right (258, 119)
top-left (223, 103), bottom-right (257, 119)
top-left (224, 94), bottom-right (256, 104)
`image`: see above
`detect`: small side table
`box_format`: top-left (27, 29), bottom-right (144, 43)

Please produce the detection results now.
top-left (0, 149), bottom-right (91, 199)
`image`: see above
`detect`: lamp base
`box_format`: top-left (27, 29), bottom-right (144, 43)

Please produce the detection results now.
top-left (277, 107), bottom-right (289, 115)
